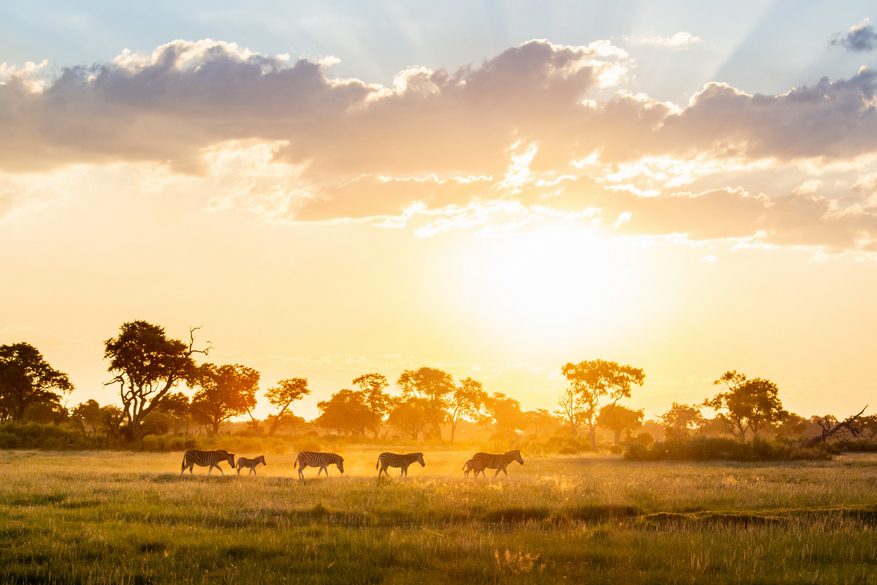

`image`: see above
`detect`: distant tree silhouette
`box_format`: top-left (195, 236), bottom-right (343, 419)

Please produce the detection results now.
top-left (704, 370), bottom-right (786, 442)
top-left (316, 388), bottom-right (376, 436)
top-left (486, 392), bottom-right (525, 440)
top-left (387, 397), bottom-right (429, 440)
top-left (555, 387), bottom-right (586, 438)
top-left (559, 359), bottom-right (646, 451)
top-left (659, 402), bottom-right (704, 441)
top-left (264, 378), bottom-right (310, 437)
top-left (190, 363), bottom-right (259, 435)
top-left (0, 342), bottom-right (74, 422)
top-left (71, 400), bottom-right (125, 437)
top-left (598, 404), bottom-right (644, 444)
top-left (352, 373), bottom-right (395, 439)
top-left (104, 321), bottom-right (209, 447)
top-left (397, 367), bottom-right (455, 440)
top-left (448, 377), bottom-right (488, 442)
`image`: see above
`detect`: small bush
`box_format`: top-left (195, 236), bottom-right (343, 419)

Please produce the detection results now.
top-left (624, 437), bottom-right (833, 462)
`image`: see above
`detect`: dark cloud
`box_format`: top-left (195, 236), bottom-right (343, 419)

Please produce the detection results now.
top-left (832, 20), bottom-right (877, 52)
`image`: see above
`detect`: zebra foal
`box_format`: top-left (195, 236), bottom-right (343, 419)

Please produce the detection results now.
top-left (236, 455), bottom-right (266, 476)
top-left (462, 458), bottom-right (486, 478)
top-left (376, 452), bottom-right (425, 478)
top-left (294, 451), bottom-right (344, 480)
top-left (471, 450), bottom-right (524, 478)
top-left (180, 449), bottom-right (235, 475)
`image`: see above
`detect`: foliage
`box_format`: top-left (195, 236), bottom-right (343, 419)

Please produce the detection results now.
top-left (659, 402), bottom-right (705, 441)
top-left (386, 397), bottom-right (430, 440)
top-left (623, 437), bottom-right (831, 462)
top-left (104, 321), bottom-right (209, 446)
top-left (190, 363), bottom-right (260, 435)
top-left (316, 388), bottom-right (376, 436)
top-left (0, 422), bottom-right (103, 450)
top-left (448, 377), bottom-right (488, 442)
top-left (351, 373), bottom-right (395, 438)
top-left (264, 377), bottom-right (310, 437)
top-left (486, 392), bottom-right (525, 440)
top-left (397, 367), bottom-right (456, 440)
top-left (704, 370), bottom-right (786, 442)
top-left (0, 342), bottom-right (74, 422)
top-left (598, 404), bottom-right (644, 444)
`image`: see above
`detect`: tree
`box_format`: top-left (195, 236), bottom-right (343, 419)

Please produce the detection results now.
top-left (559, 359), bottom-right (646, 451)
top-left (703, 370), bottom-right (786, 442)
top-left (71, 400), bottom-right (125, 437)
top-left (448, 377), bottom-right (488, 442)
top-left (104, 321), bottom-right (209, 447)
top-left (316, 389), bottom-right (376, 436)
top-left (397, 367), bottom-right (455, 440)
top-left (555, 387), bottom-right (585, 438)
top-left (0, 342), bottom-right (74, 422)
top-left (659, 402), bottom-right (705, 441)
top-left (264, 378), bottom-right (310, 437)
top-left (189, 363), bottom-right (259, 435)
top-left (598, 404), bottom-right (644, 444)
top-left (799, 407), bottom-right (867, 448)
top-left (486, 392), bottom-right (525, 439)
top-left (352, 373), bottom-right (395, 439)
top-left (387, 397), bottom-right (429, 440)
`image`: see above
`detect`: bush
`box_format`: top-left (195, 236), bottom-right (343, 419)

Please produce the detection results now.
top-left (624, 437), bottom-right (832, 462)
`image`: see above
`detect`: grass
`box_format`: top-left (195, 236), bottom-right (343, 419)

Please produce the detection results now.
top-left (1, 449), bottom-right (877, 583)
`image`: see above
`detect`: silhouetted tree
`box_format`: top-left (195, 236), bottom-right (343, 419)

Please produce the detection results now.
top-left (104, 321), bottom-right (209, 447)
top-left (704, 370), bottom-right (786, 442)
top-left (659, 402), bottom-right (704, 441)
top-left (522, 409), bottom-right (563, 437)
top-left (397, 367), bottom-right (455, 440)
top-left (448, 377), bottom-right (488, 442)
top-left (71, 400), bottom-right (125, 437)
top-left (190, 363), bottom-right (259, 435)
top-left (0, 342), bottom-right (74, 422)
top-left (316, 389), bottom-right (375, 436)
top-left (352, 373), bottom-right (395, 439)
top-left (387, 397), bottom-right (429, 440)
top-left (486, 392), bottom-right (525, 439)
top-left (560, 359), bottom-right (646, 451)
top-left (555, 387), bottom-right (585, 438)
top-left (264, 378), bottom-right (310, 437)
top-left (598, 404), bottom-right (644, 444)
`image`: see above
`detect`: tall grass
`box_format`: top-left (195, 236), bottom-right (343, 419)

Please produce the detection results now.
top-left (1, 450), bottom-right (876, 583)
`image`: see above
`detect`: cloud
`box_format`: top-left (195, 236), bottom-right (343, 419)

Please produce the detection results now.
top-left (638, 32), bottom-right (702, 49)
top-left (832, 18), bottom-right (876, 52)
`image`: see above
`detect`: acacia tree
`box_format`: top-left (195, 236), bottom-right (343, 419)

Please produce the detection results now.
top-left (104, 321), bottom-right (209, 447)
top-left (448, 377), bottom-right (488, 442)
top-left (397, 367), bottom-right (455, 440)
top-left (352, 373), bottom-right (396, 439)
top-left (659, 402), bottom-right (705, 441)
top-left (387, 397), bottom-right (429, 440)
top-left (598, 404), bottom-right (644, 444)
top-left (190, 363), bottom-right (259, 435)
top-left (316, 388), bottom-right (375, 436)
top-left (264, 378), bottom-right (310, 437)
top-left (0, 342), bottom-right (74, 422)
top-left (560, 359), bottom-right (646, 451)
top-left (704, 370), bottom-right (786, 442)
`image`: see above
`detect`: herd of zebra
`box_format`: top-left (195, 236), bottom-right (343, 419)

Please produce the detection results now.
top-left (179, 449), bottom-right (524, 479)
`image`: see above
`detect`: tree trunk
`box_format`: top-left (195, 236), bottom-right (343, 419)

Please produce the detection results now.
top-left (799, 407), bottom-right (867, 448)
top-left (589, 423), bottom-right (597, 452)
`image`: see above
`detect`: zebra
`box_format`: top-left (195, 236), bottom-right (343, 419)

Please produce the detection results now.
top-left (236, 455), bottom-right (266, 476)
top-left (180, 449), bottom-right (235, 476)
top-left (462, 458), bottom-right (487, 479)
top-left (294, 451), bottom-right (344, 480)
top-left (471, 450), bottom-right (524, 478)
top-left (376, 452), bottom-right (425, 478)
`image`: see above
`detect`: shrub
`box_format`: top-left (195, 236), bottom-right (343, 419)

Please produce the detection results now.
top-left (624, 437), bottom-right (833, 462)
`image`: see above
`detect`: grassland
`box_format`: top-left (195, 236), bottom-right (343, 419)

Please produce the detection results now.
top-left (2, 448), bottom-right (877, 584)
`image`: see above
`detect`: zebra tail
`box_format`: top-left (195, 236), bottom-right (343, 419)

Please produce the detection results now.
top-left (376, 457), bottom-right (380, 470)
top-left (293, 459), bottom-right (298, 469)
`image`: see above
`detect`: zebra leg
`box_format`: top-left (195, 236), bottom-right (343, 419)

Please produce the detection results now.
top-left (494, 468), bottom-right (502, 479)
top-left (251, 467), bottom-right (257, 476)
top-left (297, 463), bottom-right (305, 480)
top-left (502, 467), bottom-right (509, 477)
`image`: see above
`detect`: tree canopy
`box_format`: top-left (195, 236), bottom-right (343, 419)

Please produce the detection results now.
top-left (264, 378), bottom-right (310, 437)
top-left (0, 342), bottom-right (74, 422)
top-left (659, 402), bottom-right (704, 441)
top-left (190, 363), bottom-right (260, 435)
top-left (598, 404), bottom-right (644, 444)
top-left (397, 367), bottom-right (455, 440)
top-left (448, 377), bottom-right (488, 442)
top-left (704, 370), bottom-right (786, 442)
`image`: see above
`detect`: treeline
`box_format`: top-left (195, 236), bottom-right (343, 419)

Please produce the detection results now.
top-left (1, 320), bottom-right (874, 457)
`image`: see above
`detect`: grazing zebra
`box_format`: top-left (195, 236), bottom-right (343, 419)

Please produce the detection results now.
top-left (376, 452), bottom-right (425, 478)
top-left (180, 449), bottom-right (235, 476)
top-left (462, 458), bottom-right (487, 479)
top-left (236, 455), bottom-right (266, 476)
top-left (471, 450), bottom-right (524, 478)
top-left (294, 451), bottom-right (344, 479)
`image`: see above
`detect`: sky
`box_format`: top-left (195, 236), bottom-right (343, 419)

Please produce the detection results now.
top-left (2, 1), bottom-right (877, 421)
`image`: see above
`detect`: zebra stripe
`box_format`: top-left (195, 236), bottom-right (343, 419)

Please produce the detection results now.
top-left (294, 451), bottom-right (344, 479)
top-left (462, 458), bottom-right (486, 478)
top-left (471, 450), bottom-right (524, 478)
top-left (376, 452), bottom-right (425, 478)
top-left (180, 449), bottom-right (235, 476)
top-left (236, 455), bottom-right (266, 476)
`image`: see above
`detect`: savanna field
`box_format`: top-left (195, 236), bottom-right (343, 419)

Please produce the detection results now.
top-left (3, 449), bottom-right (877, 585)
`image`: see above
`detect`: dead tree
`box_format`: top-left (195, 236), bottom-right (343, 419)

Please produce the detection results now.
top-left (798, 406), bottom-right (867, 448)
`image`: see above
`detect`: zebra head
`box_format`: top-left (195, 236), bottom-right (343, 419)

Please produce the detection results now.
top-left (511, 450), bottom-right (524, 465)
top-left (337, 458), bottom-right (344, 473)
top-left (226, 453), bottom-right (236, 467)
top-left (416, 453), bottom-right (425, 467)
top-left (257, 455), bottom-right (266, 466)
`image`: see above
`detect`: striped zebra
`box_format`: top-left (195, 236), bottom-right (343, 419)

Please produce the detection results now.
top-left (462, 458), bottom-right (486, 479)
top-left (180, 449), bottom-right (235, 475)
top-left (376, 452), bottom-right (425, 478)
top-left (236, 455), bottom-right (266, 476)
top-left (294, 451), bottom-right (344, 479)
top-left (471, 450), bottom-right (524, 478)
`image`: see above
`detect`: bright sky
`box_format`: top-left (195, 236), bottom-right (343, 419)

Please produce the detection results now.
top-left (2, 1), bottom-right (877, 421)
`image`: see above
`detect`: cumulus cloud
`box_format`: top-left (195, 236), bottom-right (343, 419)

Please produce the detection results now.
top-left (832, 18), bottom-right (876, 52)
top-left (638, 32), bottom-right (702, 49)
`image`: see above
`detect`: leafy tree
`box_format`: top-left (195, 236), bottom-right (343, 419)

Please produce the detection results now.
top-left (659, 402), bottom-right (704, 441)
top-left (559, 359), bottom-right (646, 451)
top-left (522, 409), bottom-right (563, 437)
top-left (71, 400), bottom-right (125, 437)
top-left (555, 387), bottom-right (586, 438)
top-left (190, 363), bottom-right (259, 435)
top-left (397, 367), bottom-right (455, 440)
top-left (264, 378), bottom-right (310, 437)
top-left (448, 377), bottom-right (488, 442)
top-left (0, 342), bottom-right (74, 422)
top-left (352, 373), bottom-right (396, 439)
top-left (486, 392), bottom-right (525, 439)
top-left (316, 389), bottom-right (375, 436)
top-left (773, 412), bottom-right (808, 440)
top-left (104, 321), bottom-right (209, 447)
top-left (704, 370), bottom-right (786, 442)
top-left (387, 397), bottom-right (429, 440)
top-left (598, 404), bottom-right (644, 444)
